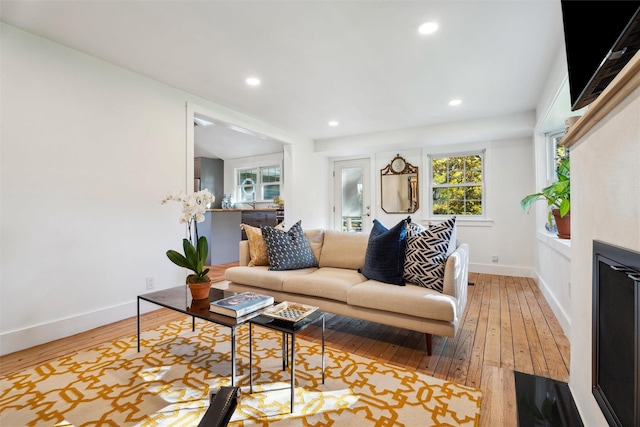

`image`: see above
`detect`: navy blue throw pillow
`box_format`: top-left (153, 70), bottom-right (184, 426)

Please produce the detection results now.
top-left (359, 218), bottom-right (409, 285)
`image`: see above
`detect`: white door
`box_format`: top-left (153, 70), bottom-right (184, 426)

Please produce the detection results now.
top-left (333, 158), bottom-right (371, 232)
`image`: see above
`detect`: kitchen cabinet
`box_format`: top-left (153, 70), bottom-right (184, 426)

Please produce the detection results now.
top-left (202, 209), bottom-right (281, 265)
top-left (195, 157), bottom-right (223, 208)
top-left (241, 210), bottom-right (277, 239)
top-left (200, 210), bottom-right (242, 265)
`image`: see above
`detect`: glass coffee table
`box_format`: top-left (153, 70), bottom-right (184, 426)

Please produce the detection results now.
top-left (248, 310), bottom-right (325, 413)
top-left (137, 286), bottom-right (256, 387)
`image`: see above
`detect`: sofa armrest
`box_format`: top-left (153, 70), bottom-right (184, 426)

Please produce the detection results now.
top-left (239, 240), bottom-right (250, 266)
top-left (442, 243), bottom-right (469, 319)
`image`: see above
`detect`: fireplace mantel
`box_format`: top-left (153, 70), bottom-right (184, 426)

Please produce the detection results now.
top-left (562, 50), bottom-right (640, 148)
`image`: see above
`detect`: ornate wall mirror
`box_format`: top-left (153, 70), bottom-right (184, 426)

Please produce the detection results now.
top-left (380, 154), bottom-right (419, 213)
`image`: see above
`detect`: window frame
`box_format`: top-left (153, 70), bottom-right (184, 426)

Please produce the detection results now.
top-left (236, 164), bottom-right (281, 203)
top-left (428, 150), bottom-right (486, 218)
top-left (545, 131), bottom-right (569, 185)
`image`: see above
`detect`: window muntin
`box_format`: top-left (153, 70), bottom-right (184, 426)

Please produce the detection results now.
top-left (237, 165), bottom-right (280, 202)
top-left (430, 153), bottom-right (484, 216)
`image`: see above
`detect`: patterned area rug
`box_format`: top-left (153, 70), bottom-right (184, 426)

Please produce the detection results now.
top-left (0, 317), bottom-right (482, 426)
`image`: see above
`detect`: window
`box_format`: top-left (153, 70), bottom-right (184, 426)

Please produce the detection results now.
top-left (547, 131), bottom-right (569, 183)
top-left (236, 165), bottom-right (281, 202)
top-left (430, 152), bottom-right (484, 216)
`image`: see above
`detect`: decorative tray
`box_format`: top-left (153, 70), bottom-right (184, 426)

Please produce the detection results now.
top-left (261, 301), bottom-right (319, 323)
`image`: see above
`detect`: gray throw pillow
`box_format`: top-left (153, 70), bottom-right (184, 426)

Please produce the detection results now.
top-left (262, 220), bottom-right (318, 271)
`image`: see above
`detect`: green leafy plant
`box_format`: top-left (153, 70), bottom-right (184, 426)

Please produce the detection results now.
top-left (520, 157), bottom-right (570, 224)
top-left (166, 236), bottom-right (210, 283)
top-left (162, 190), bottom-right (215, 284)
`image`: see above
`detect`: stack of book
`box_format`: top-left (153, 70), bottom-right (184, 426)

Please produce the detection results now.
top-left (210, 292), bottom-right (274, 318)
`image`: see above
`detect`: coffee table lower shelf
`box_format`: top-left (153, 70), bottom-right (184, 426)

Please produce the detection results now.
top-left (248, 311), bottom-right (325, 413)
top-left (136, 286), bottom-right (252, 387)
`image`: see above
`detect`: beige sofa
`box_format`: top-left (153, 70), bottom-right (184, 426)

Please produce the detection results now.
top-left (224, 229), bottom-right (469, 354)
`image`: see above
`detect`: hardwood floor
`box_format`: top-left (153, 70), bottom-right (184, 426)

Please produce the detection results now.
top-left (0, 268), bottom-right (569, 427)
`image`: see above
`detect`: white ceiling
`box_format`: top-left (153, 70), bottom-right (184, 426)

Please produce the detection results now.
top-left (0, 0), bottom-right (566, 159)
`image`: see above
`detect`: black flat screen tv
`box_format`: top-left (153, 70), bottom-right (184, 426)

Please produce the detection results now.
top-left (561, 1), bottom-right (640, 111)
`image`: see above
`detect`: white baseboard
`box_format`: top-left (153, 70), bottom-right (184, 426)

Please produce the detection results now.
top-left (469, 262), bottom-right (533, 278)
top-left (531, 273), bottom-right (571, 336)
top-left (0, 300), bottom-right (156, 356)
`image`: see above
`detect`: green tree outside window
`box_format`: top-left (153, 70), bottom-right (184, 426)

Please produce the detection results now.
top-left (431, 154), bottom-right (483, 216)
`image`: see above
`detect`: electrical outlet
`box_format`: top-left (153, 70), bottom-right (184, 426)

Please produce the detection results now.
top-left (492, 256), bottom-right (499, 263)
top-left (146, 277), bottom-right (155, 290)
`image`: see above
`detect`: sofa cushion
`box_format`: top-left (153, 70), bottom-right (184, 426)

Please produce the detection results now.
top-left (318, 230), bottom-right (369, 269)
top-left (282, 267), bottom-right (367, 302)
top-left (224, 265), bottom-right (317, 292)
top-left (304, 229), bottom-right (325, 263)
top-left (359, 218), bottom-right (408, 285)
top-left (240, 223), bottom-right (269, 266)
top-left (403, 217), bottom-right (456, 292)
top-left (347, 280), bottom-right (457, 322)
top-left (262, 220), bottom-right (318, 271)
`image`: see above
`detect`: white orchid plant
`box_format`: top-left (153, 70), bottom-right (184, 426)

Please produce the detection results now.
top-left (161, 189), bottom-right (215, 284)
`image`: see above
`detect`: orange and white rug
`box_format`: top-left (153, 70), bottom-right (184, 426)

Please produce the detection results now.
top-left (0, 317), bottom-right (482, 426)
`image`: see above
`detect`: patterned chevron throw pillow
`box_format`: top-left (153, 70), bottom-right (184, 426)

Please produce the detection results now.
top-left (262, 220), bottom-right (318, 271)
top-left (403, 217), bottom-right (456, 292)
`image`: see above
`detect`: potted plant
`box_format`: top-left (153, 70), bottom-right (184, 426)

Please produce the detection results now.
top-left (520, 157), bottom-right (570, 239)
top-left (161, 189), bottom-right (215, 299)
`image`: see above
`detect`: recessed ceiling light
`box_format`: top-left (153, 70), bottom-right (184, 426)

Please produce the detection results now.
top-left (418, 22), bottom-right (438, 35)
top-left (246, 77), bottom-right (261, 86)
top-left (449, 99), bottom-right (462, 106)
top-left (328, 121), bottom-right (339, 127)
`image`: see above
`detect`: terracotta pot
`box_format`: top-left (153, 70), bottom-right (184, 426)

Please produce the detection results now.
top-left (187, 279), bottom-right (212, 300)
top-left (552, 209), bottom-right (571, 239)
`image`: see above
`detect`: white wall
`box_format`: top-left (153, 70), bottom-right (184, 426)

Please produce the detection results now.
top-left (330, 139), bottom-right (536, 277)
top-left (526, 130), bottom-right (572, 333)
top-left (535, 234), bottom-right (571, 332)
top-left (529, 44), bottom-right (574, 336)
top-left (568, 85), bottom-right (640, 425)
top-left (288, 139), bottom-right (330, 230)
top-left (0, 24), bottom-right (313, 355)
top-left (0, 21), bottom-right (551, 356)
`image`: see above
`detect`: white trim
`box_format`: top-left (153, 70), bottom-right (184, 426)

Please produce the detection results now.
top-left (531, 273), bottom-right (571, 336)
top-left (0, 301), bottom-right (158, 355)
top-left (427, 150), bottom-right (486, 218)
top-left (332, 157), bottom-right (372, 233)
top-left (424, 217), bottom-right (494, 227)
top-left (537, 230), bottom-right (571, 259)
top-left (545, 131), bottom-right (567, 184)
top-left (236, 164), bottom-right (281, 203)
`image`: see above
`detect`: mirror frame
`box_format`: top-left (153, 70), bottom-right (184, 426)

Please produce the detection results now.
top-left (380, 154), bottom-right (419, 213)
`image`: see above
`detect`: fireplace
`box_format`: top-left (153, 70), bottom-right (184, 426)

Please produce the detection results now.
top-left (592, 240), bottom-right (640, 427)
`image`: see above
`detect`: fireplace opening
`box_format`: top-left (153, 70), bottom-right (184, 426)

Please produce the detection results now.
top-left (592, 240), bottom-right (640, 427)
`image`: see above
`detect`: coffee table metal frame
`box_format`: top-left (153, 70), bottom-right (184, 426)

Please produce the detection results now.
top-left (137, 286), bottom-right (250, 387)
top-left (248, 311), bottom-right (325, 413)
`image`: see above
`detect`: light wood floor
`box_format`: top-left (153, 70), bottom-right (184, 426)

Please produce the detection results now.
top-left (0, 266), bottom-right (569, 427)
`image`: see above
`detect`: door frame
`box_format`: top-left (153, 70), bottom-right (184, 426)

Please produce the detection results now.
top-left (332, 157), bottom-right (373, 232)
